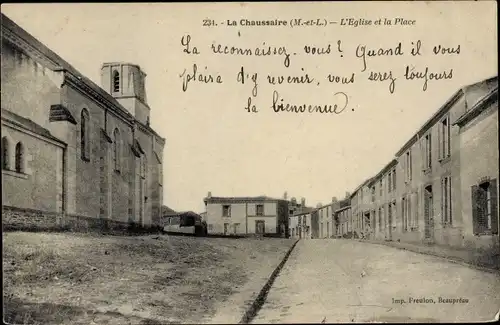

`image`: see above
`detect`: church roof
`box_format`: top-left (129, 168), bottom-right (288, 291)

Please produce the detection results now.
top-left (1, 13), bottom-right (165, 141)
top-left (1, 108), bottom-right (65, 145)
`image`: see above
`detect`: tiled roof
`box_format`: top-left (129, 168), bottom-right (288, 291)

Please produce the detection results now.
top-left (454, 86), bottom-right (498, 127)
top-left (1, 108), bottom-right (65, 144)
top-left (204, 195), bottom-right (285, 203)
top-left (161, 205), bottom-right (178, 216)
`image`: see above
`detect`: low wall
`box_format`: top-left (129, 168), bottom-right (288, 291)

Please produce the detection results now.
top-left (2, 206), bottom-right (162, 235)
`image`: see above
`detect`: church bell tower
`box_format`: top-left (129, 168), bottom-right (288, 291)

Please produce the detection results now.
top-left (101, 62), bottom-right (151, 125)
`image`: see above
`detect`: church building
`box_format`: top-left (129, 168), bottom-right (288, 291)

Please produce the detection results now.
top-left (1, 14), bottom-right (165, 230)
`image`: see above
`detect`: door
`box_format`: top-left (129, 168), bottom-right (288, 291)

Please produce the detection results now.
top-left (424, 186), bottom-right (434, 240)
top-left (224, 223), bottom-right (229, 235)
top-left (255, 220), bottom-right (265, 235)
top-left (387, 204), bottom-right (393, 240)
top-left (327, 222), bottom-right (330, 238)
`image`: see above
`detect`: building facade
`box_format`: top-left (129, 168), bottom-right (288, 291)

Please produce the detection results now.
top-left (316, 198), bottom-right (342, 239)
top-left (203, 193), bottom-right (289, 237)
top-left (334, 204), bottom-right (352, 238)
top-left (1, 14), bottom-right (165, 230)
top-left (454, 85), bottom-right (498, 251)
top-left (290, 210), bottom-right (314, 239)
top-left (343, 76), bottom-right (498, 255)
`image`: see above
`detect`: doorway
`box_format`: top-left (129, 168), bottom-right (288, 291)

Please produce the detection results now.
top-left (224, 223), bottom-right (229, 235)
top-left (424, 186), bottom-right (434, 240)
top-left (387, 203), bottom-right (394, 241)
top-left (255, 220), bottom-right (265, 235)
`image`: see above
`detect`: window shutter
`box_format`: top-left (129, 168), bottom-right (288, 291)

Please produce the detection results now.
top-left (446, 120), bottom-right (451, 157)
top-left (490, 179), bottom-right (498, 235)
top-left (448, 178), bottom-right (453, 225)
top-left (471, 185), bottom-right (479, 234)
top-left (438, 123), bottom-right (442, 160)
top-left (440, 179), bottom-right (444, 224)
top-left (413, 192), bottom-right (419, 227)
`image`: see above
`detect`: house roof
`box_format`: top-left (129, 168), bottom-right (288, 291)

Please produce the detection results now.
top-left (162, 211), bottom-right (201, 218)
top-left (454, 86), bottom-right (498, 127)
top-left (1, 108), bottom-right (65, 145)
top-left (204, 195), bottom-right (286, 203)
top-left (161, 205), bottom-right (178, 216)
top-left (335, 205), bottom-right (352, 214)
top-left (349, 75), bottom-right (498, 198)
top-left (395, 75), bottom-right (498, 157)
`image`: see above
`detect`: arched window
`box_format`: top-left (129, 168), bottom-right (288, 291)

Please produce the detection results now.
top-left (81, 109), bottom-right (90, 160)
top-left (15, 142), bottom-right (24, 173)
top-left (2, 136), bottom-right (10, 170)
top-left (142, 155), bottom-right (147, 180)
top-left (113, 128), bottom-right (121, 172)
top-left (113, 70), bottom-right (120, 93)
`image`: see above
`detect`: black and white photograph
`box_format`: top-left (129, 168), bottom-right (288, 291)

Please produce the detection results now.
top-left (1, 2), bottom-right (499, 324)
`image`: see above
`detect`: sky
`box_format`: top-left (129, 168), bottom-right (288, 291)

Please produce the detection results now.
top-left (2, 2), bottom-right (497, 213)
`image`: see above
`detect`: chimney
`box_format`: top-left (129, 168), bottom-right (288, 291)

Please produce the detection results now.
top-left (332, 196), bottom-right (338, 203)
top-left (301, 198), bottom-right (306, 207)
top-left (207, 191), bottom-right (212, 198)
top-left (283, 191), bottom-right (288, 200)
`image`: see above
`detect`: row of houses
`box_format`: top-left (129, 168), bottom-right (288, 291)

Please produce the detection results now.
top-left (201, 76), bottom-right (498, 257)
top-left (337, 75), bottom-right (499, 253)
top-left (201, 191), bottom-right (348, 239)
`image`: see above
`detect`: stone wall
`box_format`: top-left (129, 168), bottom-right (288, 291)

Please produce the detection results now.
top-left (2, 205), bottom-right (162, 235)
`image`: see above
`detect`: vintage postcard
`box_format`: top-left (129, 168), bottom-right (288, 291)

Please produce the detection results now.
top-left (1, 1), bottom-right (499, 324)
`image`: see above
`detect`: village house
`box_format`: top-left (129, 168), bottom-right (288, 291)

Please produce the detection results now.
top-left (334, 202), bottom-right (352, 238)
top-left (1, 14), bottom-right (165, 231)
top-left (344, 75), bottom-right (498, 256)
top-left (203, 192), bottom-right (289, 237)
top-left (315, 197), bottom-right (342, 239)
top-left (454, 83), bottom-right (498, 251)
top-left (290, 208), bottom-right (316, 239)
top-left (349, 179), bottom-right (373, 239)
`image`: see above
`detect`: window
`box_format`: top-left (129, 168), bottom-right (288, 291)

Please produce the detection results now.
top-left (15, 142), bottom-right (24, 173)
top-left (392, 169), bottom-right (397, 191)
top-left (222, 205), bottom-right (231, 217)
top-left (113, 128), bottom-right (121, 172)
top-left (232, 223), bottom-right (239, 234)
top-left (379, 179), bottom-right (383, 196)
top-left (388, 171), bottom-right (392, 193)
top-left (391, 202), bottom-right (396, 228)
top-left (439, 116), bottom-right (451, 160)
top-left (256, 204), bottom-right (264, 216)
top-left (113, 70), bottom-right (120, 92)
top-left (472, 180), bottom-right (498, 235)
top-left (405, 150), bottom-right (412, 182)
top-left (424, 133), bottom-right (432, 171)
top-left (402, 196), bottom-right (411, 232)
top-left (371, 186), bottom-right (375, 202)
top-left (441, 176), bottom-right (452, 225)
top-left (2, 136), bottom-right (10, 170)
top-left (386, 203), bottom-right (393, 227)
top-left (378, 208), bottom-right (382, 231)
top-left (142, 155), bottom-right (147, 183)
top-left (81, 109), bottom-right (90, 160)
